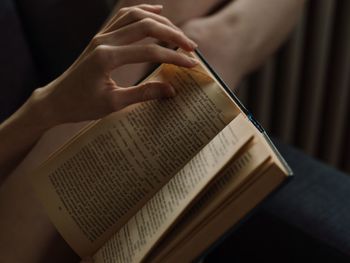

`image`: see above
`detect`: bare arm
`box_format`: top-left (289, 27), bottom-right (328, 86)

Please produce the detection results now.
top-left (182, 0), bottom-right (306, 87)
top-left (0, 6), bottom-right (198, 262)
top-left (110, 0), bottom-right (227, 25)
top-left (108, 0), bottom-right (305, 88)
top-left (0, 5), bottom-right (197, 178)
top-left (108, 0), bottom-right (227, 86)
top-left (0, 96), bottom-right (50, 177)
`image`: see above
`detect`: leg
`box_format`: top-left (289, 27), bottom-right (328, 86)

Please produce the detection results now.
top-left (0, 123), bottom-right (86, 263)
top-left (263, 140), bottom-right (350, 257)
top-left (205, 141), bottom-right (350, 262)
top-left (182, 0), bottom-right (305, 89)
top-left (0, 166), bottom-right (79, 263)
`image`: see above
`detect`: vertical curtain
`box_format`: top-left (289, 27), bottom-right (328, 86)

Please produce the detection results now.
top-left (238, 0), bottom-right (350, 174)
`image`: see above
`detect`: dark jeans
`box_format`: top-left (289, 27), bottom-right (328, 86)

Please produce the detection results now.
top-left (205, 140), bottom-right (350, 262)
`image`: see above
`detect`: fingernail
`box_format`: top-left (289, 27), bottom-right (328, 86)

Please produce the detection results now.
top-left (188, 57), bottom-right (198, 66)
top-left (154, 4), bottom-right (163, 9)
top-left (189, 40), bottom-right (198, 49)
top-left (167, 85), bottom-right (177, 97)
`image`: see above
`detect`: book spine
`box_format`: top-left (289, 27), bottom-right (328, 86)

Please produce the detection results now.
top-left (194, 49), bottom-right (265, 133)
top-left (247, 113), bottom-right (264, 133)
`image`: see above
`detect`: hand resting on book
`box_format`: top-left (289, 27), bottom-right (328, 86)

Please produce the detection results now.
top-left (0, 4), bottom-right (198, 177)
top-left (32, 4), bottom-right (198, 126)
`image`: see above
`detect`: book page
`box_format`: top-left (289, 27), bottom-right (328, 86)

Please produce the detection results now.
top-left (93, 114), bottom-right (254, 263)
top-left (148, 142), bottom-right (271, 262)
top-left (155, 164), bottom-right (285, 263)
top-left (32, 58), bottom-right (239, 257)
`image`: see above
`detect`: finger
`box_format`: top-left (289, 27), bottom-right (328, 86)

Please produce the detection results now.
top-left (103, 5), bottom-right (164, 33)
top-left (112, 82), bottom-right (176, 110)
top-left (104, 7), bottom-right (179, 34)
top-left (103, 4), bottom-right (163, 30)
top-left (92, 44), bottom-right (198, 71)
top-left (119, 4), bottom-right (164, 16)
top-left (98, 18), bottom-right (197, 51)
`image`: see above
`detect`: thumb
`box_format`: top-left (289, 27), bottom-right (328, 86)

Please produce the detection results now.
top-left (114, 81), bottom-right (176, 109)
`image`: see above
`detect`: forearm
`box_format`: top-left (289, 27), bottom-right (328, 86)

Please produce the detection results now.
top-left (108, 0), bottom-right (226, 86)
top-left (0, 89), bottom-right (55, 176)
top-left (110, 0), bottom-right (226, 25)
top-left (217, 0), bottom-right (306, 76)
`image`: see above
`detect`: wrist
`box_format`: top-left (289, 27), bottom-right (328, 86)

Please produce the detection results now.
top-left (20, 86), bottom-right (61, 133)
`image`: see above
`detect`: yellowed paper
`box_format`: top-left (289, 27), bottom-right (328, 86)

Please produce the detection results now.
top-left (149, 141), bottom-right (271, 262)
top-left (157, 164), bottom-right (285, 263)
top-left (93, 114), bottom-right (254, 263)
top-left (31, 57), bottom-right (239, 257)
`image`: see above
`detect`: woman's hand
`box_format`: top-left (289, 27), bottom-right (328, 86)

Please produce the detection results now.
top-left (34, 4), bottom-right (198, 128)
top-left (0, 4), bottom-right (198, 176)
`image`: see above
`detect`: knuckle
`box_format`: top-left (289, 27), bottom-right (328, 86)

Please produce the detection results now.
top-left (92, 45), bottom-right (107, 64)
top-left (91, 36), bottom-right (102, 49)
top-left (141, 18), bottom-right (158, 35)
top-left (141, 17), bottom-right (156, 28)
top-left (161, 16), bottom-right (172, 26)
top-left (128, 8), bottom-right (142, 20)
top-left (118, 7), bottom-right (128, 15)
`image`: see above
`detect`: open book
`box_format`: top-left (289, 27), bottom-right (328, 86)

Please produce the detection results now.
top-left (32, 49), bottom-right (292, 262)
